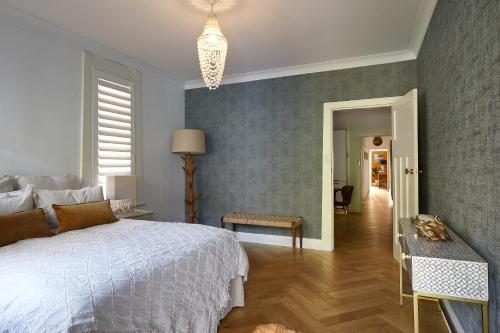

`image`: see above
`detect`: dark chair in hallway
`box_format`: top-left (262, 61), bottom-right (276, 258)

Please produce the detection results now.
top-left (334, 185), bottom-right (354, 215)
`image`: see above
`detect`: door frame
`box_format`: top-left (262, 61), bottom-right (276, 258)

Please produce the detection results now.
top-left (321, 96), bottom-right (401, 252)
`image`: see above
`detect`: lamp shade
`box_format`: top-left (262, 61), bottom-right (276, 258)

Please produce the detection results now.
top-left (171, 129), bottom-right (206, 154)
top-left (106, 175), bottom-right (136, 200)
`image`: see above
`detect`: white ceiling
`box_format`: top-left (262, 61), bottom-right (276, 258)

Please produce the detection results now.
top-left (3, 0), bottom-right (436, 85)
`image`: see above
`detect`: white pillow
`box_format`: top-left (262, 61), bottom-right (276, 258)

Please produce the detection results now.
top-left (14, 174), bottom-right (80, 190)
top-left (0, 175), bottom-right (14, 193)
top-left (34, 186), bottom-right (104, 229)
top-left (0, 185), bottom-right (34, 214)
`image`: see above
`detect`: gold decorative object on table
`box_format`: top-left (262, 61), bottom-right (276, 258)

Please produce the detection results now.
top-left (414, 215), bottom-right (451, 241)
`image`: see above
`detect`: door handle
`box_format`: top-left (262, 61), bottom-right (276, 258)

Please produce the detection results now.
top-left (405, 168), bottom-right (423, 175)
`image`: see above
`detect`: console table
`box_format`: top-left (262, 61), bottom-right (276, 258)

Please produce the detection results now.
top-left (398, 218), bottom-right (489, 333)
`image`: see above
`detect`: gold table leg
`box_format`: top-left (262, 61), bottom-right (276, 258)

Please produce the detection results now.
top-left (410, 292), bottom-right (489, 333)
top-left (413, 292), bottom-right (419, 333)
top-left (399, 246), bottom-right (403, 306)
top-left (482, 303), bottom-right (489, 333)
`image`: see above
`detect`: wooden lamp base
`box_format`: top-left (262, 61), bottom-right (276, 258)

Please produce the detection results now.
top-left (182, 155), bottom-right (201, 224)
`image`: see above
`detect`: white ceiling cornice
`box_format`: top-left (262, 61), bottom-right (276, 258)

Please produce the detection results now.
top-left (185, 50), bottom-right (416, 90)
top-left (408, 0), bottom-right (438, 56)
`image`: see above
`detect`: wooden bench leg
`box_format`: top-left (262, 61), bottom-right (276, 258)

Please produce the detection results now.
top-left (220, 217), bottom-right (225, 229)
top-left (232, 223), bottom-right (237, 232)
top-left (292, 222), bottom-right (296, 249)
top-left (299, 224), bottom-right (303, 249)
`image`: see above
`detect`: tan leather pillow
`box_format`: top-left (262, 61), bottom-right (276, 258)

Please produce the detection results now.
top-left (52, 200), bottom-right (119, 233)
top-left (0, 208), bottom-right (52, 247)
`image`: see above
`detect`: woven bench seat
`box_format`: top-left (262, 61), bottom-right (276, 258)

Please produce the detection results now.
top-left (221, 213), bottom-right (303, 249)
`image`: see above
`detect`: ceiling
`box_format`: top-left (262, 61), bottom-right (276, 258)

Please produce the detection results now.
top-left (3, 0), bottom-right (436, 86)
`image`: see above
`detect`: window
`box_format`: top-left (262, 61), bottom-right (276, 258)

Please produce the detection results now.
top-left (96, 74), bottom-right (133, 185)
top-left (82, 51), bottom-right (141, 191)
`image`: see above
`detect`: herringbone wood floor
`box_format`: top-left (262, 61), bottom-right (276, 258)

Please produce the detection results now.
top-left (219, 188), bottom-right (449, 333)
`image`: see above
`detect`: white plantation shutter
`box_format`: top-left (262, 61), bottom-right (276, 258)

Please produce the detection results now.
top-left (96, 75), bottom-right (134, 186)
top-left (82, 52), bottom-right (141, 190)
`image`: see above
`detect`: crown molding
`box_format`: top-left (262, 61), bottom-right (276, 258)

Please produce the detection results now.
top-left (185, 50), bottom-right (416, 89)
top-left (408, 0), bottom-right (438, 56)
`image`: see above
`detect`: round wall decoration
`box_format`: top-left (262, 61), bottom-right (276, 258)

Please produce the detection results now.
top-left (373, 136), bottom-right (383, 146)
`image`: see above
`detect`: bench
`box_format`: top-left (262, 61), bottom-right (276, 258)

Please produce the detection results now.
top-left (220, 213), bottom-right (303, 249)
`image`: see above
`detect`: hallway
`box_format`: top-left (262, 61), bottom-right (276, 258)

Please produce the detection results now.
top-left (335, 186), bottom-right (393, 249)
top-left (220, 188), bottom-right (449, 332)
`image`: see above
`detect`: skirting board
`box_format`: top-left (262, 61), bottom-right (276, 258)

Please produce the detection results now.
top-left (235, 231), bottom-right (331, 251)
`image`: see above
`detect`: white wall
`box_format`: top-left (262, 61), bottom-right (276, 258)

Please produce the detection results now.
top-left (333, 107), bottom-right (391, 133)
top-left (333, 130), bottom-right (347, 184)
top-left (0, 3), bottom-right (185, 221)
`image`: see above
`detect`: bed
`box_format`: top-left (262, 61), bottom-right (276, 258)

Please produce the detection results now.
top-left (0, 218), bottom-right (248, 333)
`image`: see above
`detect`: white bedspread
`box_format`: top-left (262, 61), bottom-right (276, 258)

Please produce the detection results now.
top-left (0, 219), bottom-right (248, 333)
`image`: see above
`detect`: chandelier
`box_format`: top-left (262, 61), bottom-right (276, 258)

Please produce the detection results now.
top-left (197, 1), bottom-right (228, 90)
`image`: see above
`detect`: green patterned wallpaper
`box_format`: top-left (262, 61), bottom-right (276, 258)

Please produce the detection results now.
top-left (418, 1), bottom-right (499, 332)
top-left (186, 61), bottom-right (416, 239)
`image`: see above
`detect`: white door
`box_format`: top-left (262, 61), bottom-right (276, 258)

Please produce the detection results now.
top-left (391, 89), bottom-right (419, 260)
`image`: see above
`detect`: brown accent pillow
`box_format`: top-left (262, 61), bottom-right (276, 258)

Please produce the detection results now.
top-left (52, 200), bottom-right (119, 233)
top-left (0, 208), bottom-right (53, 247)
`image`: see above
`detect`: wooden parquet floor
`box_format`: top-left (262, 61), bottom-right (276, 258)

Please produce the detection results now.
top-left (219, 188), bottom-right (449, 333)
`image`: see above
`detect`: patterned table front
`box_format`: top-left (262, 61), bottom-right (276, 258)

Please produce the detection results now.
top-left (400, 218), bottom-right (488, 301)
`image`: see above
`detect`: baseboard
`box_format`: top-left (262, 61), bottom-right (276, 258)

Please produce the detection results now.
top-left (234, 231), bottom-right (331, 251)
top-left (440, 300), bottom-right (465, 333)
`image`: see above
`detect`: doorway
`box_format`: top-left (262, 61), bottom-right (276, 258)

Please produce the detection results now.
top-left (370, 149), bottom-right (388, 188)
top-left (332, 109), bottom-right (391, 214)
top-left (361, 136), bottom-right (392, 204)
top-left (321, 90), bottom-right (419, 260)
top-left (332, 112), bottom-right (393, 250)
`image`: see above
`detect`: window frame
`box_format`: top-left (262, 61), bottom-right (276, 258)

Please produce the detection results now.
top-left (82, 51), bottom-right (142, 190)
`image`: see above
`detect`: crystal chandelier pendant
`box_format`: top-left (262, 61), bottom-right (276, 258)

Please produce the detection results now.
top-left (197, 4), bottom-right (228, 90)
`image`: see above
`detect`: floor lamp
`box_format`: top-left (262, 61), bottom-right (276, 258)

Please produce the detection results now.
top-left (171, 129), bottom-right (206, 224)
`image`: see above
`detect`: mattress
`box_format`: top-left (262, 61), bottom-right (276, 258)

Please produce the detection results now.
top-left (0, 219), bottom-right (248, 333)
